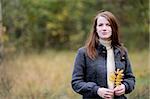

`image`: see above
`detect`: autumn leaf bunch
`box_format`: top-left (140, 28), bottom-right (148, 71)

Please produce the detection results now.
top-left (109, 69), bottom-right (124, 87)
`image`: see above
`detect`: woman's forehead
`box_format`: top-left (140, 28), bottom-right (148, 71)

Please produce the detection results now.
top-left (97, 16), bottom-right (110, 23)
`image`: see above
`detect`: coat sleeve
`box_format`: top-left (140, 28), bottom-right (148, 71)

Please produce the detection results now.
top-left (71, 48), bottom-right (100, 97)
top-left (122, 49), bottom-right (135, 94)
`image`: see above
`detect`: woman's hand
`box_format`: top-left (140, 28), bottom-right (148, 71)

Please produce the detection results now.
top-left (97, 88), bottom-right (114, 99)
top-left (114, 84), bottom-right (125, 96)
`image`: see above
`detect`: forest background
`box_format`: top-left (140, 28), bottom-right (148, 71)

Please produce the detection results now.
top-left (0, 0), bottom-right (149, 99)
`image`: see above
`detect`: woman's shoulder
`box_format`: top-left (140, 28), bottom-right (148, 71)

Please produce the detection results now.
top-left (77, 46), bottom-right (87, 54)
top-left (121, 45), bottom-right (128, 53)
top-left (115, 44), bottom-right (128, 56)
top-left (119, 45), bottom-right (129, 57)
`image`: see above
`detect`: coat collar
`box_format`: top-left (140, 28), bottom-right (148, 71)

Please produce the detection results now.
top-left (96, 43), bottom-right (121, 56)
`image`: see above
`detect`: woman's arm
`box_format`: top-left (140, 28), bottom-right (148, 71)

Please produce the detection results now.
top-left (122, 49), bottom-right (135, 94)
top-left (71, 48), bottom-right (100, 97)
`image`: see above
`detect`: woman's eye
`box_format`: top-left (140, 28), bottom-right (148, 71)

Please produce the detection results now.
top-left (106, 24), bottom-right (111, 26)
top-left (98, 24), bottom-right (103, 26)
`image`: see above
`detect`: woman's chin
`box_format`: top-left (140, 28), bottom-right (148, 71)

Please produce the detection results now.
top-left (100, 36), bottom-right (111, 40)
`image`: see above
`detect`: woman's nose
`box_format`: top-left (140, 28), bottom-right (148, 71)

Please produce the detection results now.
top-left (102, 25), bottom-right (107, 30)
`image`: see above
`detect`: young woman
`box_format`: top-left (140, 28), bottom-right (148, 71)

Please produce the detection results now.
top-left (71, 11), bottom-right (135, 99)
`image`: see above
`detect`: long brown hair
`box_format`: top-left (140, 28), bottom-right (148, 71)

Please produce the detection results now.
top-left (85, 10), bottom-right (124, 59)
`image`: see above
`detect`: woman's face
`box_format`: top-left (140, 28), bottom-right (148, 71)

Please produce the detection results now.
top-left (96, 16), bottom-right (112, 40)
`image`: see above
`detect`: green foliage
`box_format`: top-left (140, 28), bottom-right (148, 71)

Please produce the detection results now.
top-left (2, 0), bottom-right (149, 51)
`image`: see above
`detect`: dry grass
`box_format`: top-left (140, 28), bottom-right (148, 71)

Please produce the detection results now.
top-left (0, 49), bottom-right (149, 99)
top-left (127, 50), bottom-right (149, 99)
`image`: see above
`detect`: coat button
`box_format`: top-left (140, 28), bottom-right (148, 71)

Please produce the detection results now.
top-left (122, 57), bottom-right (125, 59)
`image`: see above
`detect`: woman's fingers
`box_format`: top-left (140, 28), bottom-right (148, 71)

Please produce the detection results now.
top-left (104, 89), bottom-right (114, 99)
top-left (115, 89), bottom-right (124, 96)
top-left (97, 88), bottom-right (114, 98)
top-left (114, 84), bottom-right (125, 96)
top-left (104, 94), bottom-right (113, 99)
top-left (106, 90), bottom-right (114, 96)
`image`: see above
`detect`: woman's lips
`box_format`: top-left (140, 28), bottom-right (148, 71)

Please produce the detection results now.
top-left (102, 32), bottom-right (108, 35)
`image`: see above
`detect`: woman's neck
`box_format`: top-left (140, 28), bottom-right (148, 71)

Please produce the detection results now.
top-left (99, 38), bottom-right (112, 49)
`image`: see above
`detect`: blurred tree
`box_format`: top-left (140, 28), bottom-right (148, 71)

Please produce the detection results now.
top-left (115, 0), bottom-right (149, 50)
top-left (0, 0), bottom-right (3, 63)
top-left (2, 0), bottom-right (149, 51)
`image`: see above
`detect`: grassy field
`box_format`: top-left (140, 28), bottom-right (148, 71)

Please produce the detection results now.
top-left (0, 49), bottom-right (149, 99)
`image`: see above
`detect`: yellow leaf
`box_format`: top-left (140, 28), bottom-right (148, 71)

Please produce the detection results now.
top-left (109, 73), bottom-right (116, 82)
top-left (115, 79), bottom-right (123, 82)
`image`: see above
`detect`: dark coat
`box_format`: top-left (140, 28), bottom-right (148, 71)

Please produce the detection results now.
top-left (71, 44), bottom-right (135, 99)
